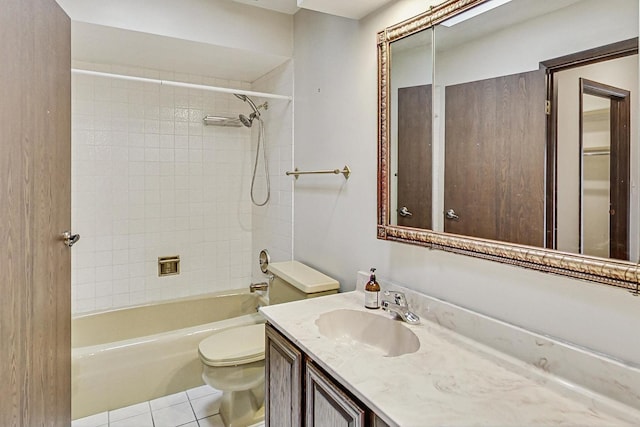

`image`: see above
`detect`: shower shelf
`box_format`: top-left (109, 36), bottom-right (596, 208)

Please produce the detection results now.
top-left (202, 115), bottom-right (243, 127)
top-left (286, 165), bottom-right (351, 180)
top-left (71, 69), bottom-right (292, 101)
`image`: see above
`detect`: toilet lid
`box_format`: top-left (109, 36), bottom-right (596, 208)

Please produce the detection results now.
top-left (199, 323), bottom-right (265, 367)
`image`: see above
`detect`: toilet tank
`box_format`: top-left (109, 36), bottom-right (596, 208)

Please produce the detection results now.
top-left (267, 261), bottom-right (339, 305)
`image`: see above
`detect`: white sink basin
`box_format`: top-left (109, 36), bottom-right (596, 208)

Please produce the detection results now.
top-left (315, 309), bottom-right (420, 357)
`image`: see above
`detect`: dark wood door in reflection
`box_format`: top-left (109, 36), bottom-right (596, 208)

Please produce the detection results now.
top-left (444, 70), bottom-right (545, 246)
top-left (397, 85), bottom-right (432, 229)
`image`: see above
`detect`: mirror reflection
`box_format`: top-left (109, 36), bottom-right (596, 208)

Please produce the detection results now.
top-left (390, 29), bottom-right (433, 229)
top-left (581, 92), bottom-right (612, 258)
top-left (389, 0), bottom-right (638, 262)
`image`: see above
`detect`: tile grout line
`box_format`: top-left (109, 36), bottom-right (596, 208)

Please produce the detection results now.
top-left (78, 386), bottom-right (223, 427)
top-left (185, 393), bottom-right (199, 426)
top-left (149, 400), bottom-right (156, 427)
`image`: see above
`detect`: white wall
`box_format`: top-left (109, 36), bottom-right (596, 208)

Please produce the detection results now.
top-left (292, 2), bottom-right (640, 366)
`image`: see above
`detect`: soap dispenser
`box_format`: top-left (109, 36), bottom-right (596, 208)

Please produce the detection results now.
top-left (364, 268), bottom-right (380, 309)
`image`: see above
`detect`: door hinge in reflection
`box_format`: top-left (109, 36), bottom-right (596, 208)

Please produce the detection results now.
top-left (545, 100), bottom-right (551, 115)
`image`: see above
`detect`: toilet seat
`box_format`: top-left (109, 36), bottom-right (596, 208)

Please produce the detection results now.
top-left (199, 323), bottom-right (265, 367)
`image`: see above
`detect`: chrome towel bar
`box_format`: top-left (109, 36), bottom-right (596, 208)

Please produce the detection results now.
top-left (286, 165), bottom-right (351, 180)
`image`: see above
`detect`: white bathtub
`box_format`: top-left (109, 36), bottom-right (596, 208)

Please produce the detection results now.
top-left (71, 289), bottom-right (265, 420)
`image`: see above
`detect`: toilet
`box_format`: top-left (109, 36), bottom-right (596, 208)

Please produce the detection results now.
top-left (198, 261), bottom-right (339, 427)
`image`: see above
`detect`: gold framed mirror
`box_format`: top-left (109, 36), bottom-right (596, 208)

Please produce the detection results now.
top-left (377, 0), bottom-right (640, 291)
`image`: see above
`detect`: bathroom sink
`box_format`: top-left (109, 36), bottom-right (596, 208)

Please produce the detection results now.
top-left (315, 309), bottom-right (420, 357)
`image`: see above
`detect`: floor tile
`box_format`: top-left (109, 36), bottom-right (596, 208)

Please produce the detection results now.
top-left (186, 384), bottom-right (220, 401)
top-left (109, 412), bottom-right (154, 427)
top-left (152, 401), bottom-right (196, 427)
top-left (247, 422), bottom-right (265, 427)
top-left (197, 414), bottom-right (225, 427)
top-left (180, 422), bottom-right (199, 427)
top-left (71, 411), bottom-right (108, 427)
top-left (190, 392), bottom-right (222, 420)
top-left (150, 391), bottom-right (188, 411)
top-left (109, 401), bottom-right (150, 422)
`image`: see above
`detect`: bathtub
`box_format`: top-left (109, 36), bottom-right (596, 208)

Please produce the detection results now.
top-left (71, 289), bottom-right (265, 420)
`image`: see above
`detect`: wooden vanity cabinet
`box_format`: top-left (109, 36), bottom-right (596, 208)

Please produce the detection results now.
top-left (265, 323), bottom-right (391, 427)
top-left (265, 322), bottom-right (303, 427)
top-left (305, 361), bottom-right (365, 426)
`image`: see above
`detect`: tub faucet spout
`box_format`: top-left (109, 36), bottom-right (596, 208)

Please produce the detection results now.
top-left (381, 291), bottom-right (420, 324)
top-left (249, 282), bottom-right (269, 293)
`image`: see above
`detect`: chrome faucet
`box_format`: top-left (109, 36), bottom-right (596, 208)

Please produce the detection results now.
top-left (249, 282), bottom-right (269, 293)
top-left (381, 291), bottom-right (420, 324)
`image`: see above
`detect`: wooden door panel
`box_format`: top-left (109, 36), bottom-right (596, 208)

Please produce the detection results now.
top-left (607, 89), bottom-right (630, 260)
top-left (397, 85), bottom-right (432, 229)
top-left (609, 95), bottom-right (630, 260)
top-left (305, 361), bottom-right (365, 427)
top-left (444, 70), bottom-right (546, 246)
top-left (0, 0), bottom-right (71, 425)
top-left (265, 323), bottom-right (303, 427)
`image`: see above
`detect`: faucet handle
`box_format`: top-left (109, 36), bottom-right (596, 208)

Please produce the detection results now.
top-left (249, 282), bottom-right (269, 293)
top-left (383, 290), bottom-right (407, 307)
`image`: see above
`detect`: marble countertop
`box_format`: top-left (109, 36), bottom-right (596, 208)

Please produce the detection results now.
top-left (260, 291), bottom-right (640, 426)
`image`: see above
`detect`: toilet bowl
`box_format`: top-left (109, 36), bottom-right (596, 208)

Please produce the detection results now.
top-left (199, 323), bottom-right (266, 427)
top-left (198, 261), bottom-right (339, 427)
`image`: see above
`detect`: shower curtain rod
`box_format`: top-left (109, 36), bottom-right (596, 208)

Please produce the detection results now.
top-left (71, 69), bottom-right (293, 101)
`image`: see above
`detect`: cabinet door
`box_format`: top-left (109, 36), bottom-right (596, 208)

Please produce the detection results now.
top-left (265, 323), bottom-right (303, 427)
top-left (371, 414), bottom-right (392, 427)
top-left (305, 362), bottom-right (366, 427)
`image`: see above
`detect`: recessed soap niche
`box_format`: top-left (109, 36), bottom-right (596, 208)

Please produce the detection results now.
top-left (158, 256), bottom-right (180, 277)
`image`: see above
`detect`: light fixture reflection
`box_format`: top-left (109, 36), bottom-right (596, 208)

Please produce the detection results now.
top-left (441, 0), bottom-right (513, 27)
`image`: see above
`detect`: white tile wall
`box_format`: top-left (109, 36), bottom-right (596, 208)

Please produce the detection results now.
top-left (251, 61), bottom-right (295, 281)
top-left (71, 62), bottom-right (289, 313)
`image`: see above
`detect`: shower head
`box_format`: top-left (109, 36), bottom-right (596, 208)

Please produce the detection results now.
top-left (239, 113), bottom-right (255, 128)
top-left (234, 93), bottom-right (269, 127)
top-left (234, 93), bottom-right (261, 116)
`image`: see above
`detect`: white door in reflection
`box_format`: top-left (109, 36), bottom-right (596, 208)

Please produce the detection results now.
top-left (581, 93), bottom-right (611, 258)
top-left (555, 54), bottom-right (635, 261)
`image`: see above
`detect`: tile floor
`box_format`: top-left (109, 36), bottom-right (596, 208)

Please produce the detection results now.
top-left (71, 385), bottom-right (265, 427)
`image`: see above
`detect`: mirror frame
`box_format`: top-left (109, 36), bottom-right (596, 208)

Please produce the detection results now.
top-left (377, 0), bottom-right (640, 292)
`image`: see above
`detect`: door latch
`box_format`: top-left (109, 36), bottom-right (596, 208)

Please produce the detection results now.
top-left (445, 209), bottom-right (460, 221)
top-left (62, 231), bottom-right (80, 247)
top-left (399, 206), bottom-right (413, 217)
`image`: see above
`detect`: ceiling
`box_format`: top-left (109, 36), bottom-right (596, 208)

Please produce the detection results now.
top-left (229, 0), bottom-right (394, 19)
top-left (72, 22), bottom-right (290, 82)
top-left (68, 0), bottom-right (395, 82)
top-left (229, 0), bottom-right (299, 15)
